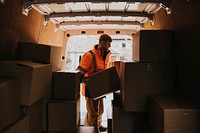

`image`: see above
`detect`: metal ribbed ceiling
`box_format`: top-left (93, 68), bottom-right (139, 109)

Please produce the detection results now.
top-left (23, 0), bottom-right (171, 32)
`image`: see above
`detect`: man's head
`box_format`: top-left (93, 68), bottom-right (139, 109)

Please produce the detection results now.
top-left (98, 34), bottom-right (112, 52)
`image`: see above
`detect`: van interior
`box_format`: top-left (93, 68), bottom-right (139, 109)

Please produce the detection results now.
top-left (0, 0), bottom-right (200, 133)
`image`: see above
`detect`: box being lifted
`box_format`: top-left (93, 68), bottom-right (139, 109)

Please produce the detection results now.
top-left (85, 66), bottom-right (120, 100)
top-left (132, 30), bottom-right (173, 62)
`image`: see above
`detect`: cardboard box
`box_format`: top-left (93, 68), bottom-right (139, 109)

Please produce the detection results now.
top-left (53, 70), bottom-right (81, 100)
top-left (19, 43), bottom-right (51, 63)
top-left (48, 96), bottom-right (80, 132)
top-left (85, 66), bottom-right (120, 100)
top-left (0, 60), bottom-right (52, 105)
top-left (17, 61), bottom-right (52, 105)
top-left (120, 61), bottom-right (174, 112)
top-left (112, 102), bottom-right (146, 133)
top-left (148, 94), bottom-right (200, 133)
top-left (19, 43), bottom-right (62, 71)
top-left (22, 98), bottom-right (43, 132)
top-left (0, 78), bottom-right (21, 132)
top-left (132, 30), bottom-right (173, 62)
top-left (2, 116), bottom-right (29, 133)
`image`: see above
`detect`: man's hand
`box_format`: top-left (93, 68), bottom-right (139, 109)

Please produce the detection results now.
top-left (82, 76), bottom-right (89, 85)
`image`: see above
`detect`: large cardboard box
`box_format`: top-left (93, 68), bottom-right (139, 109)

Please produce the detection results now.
top-left (0, 60), bottom-right (52, 105)
top-left (19, 43), bottom-right (62, 71)
top-left (148, 94), bottom-right (200, 133)
top-left (16, 61), bottom-right (52, 105)
top-left (19, 43), bottom-right (51, 63)
top-left (53, 70), bottom-right (81, 100)
top-left (132, 30), bottom-right (173, 62)
top-left (112, 100), bottom-right (146, 133)
top-left (120, 61), bottom-right (174, 112)
top-left (48, 96), bottom-right (80, 132)
top-left (2, 116), bottom-right (29, 133)
top-left (0, 78), bottom-right (21, 132)
top-left (85, 66), bottom-right (120, 100)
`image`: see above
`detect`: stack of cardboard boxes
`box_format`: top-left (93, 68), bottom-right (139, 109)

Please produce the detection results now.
top-left (0, 43), bottom-right (96, 133)
top-left (48, 70), bottom-right (81, 132)
top-left (112, 30), bottom-right (175, 133)
top-left (0, 43), bottom-right (53, 133)
top-left (111, 30), bottom-right (200, 133)
top-left (48, 69), bottom-right (97, 133)
top-left (135, 30), bottom-right (199, 133)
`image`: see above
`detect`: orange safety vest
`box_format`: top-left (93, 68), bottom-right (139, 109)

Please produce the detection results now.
top-left (77, 45), bottom-right (111, 96)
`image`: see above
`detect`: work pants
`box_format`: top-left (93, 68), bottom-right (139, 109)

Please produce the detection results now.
top-left (85, 97), bottom-right (104, 133)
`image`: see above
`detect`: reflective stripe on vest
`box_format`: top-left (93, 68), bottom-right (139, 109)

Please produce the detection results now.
top-left (88, 50), bottom-right (97, 73)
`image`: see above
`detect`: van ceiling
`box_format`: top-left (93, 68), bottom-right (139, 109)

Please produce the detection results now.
top-left (23, 0), bottom-right (170, 32)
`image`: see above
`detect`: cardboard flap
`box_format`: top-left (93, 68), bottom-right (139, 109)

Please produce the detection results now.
top-left (16, 61), bottom-right (49, 68)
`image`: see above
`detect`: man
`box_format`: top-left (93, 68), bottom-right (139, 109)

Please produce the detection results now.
top-left (77, 34), bottom-right (112, 133)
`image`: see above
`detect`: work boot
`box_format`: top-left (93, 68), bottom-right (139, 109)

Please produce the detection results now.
top-left (99, 126), bottom-right (107, 132)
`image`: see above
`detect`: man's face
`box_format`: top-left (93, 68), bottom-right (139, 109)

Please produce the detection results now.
top-left (99, 41), bottom-right (111, 51)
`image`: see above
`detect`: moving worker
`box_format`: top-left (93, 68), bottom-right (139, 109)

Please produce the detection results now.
top-left (77, 34), bottom-right (112, 133)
